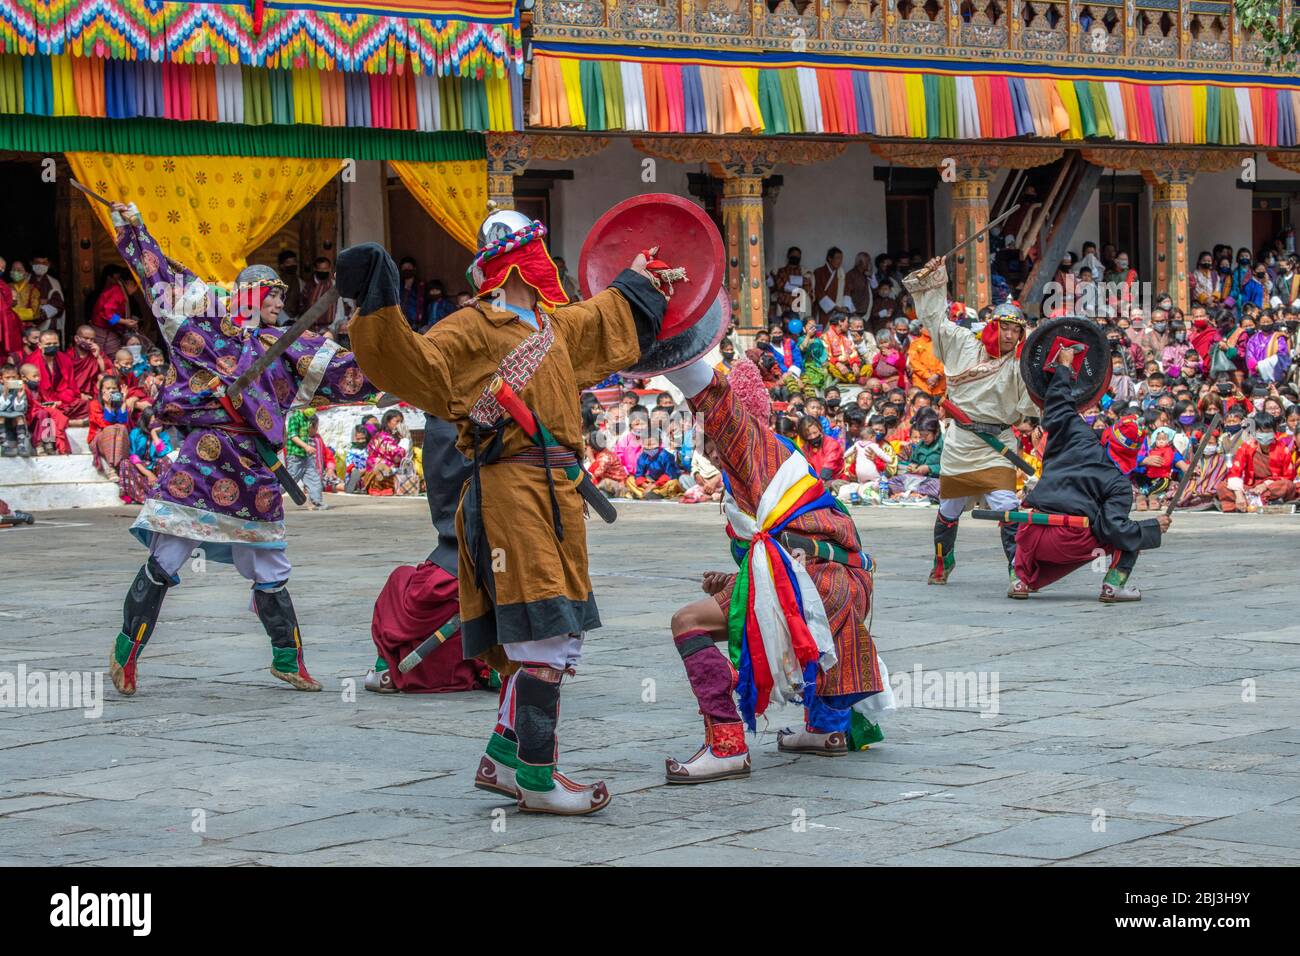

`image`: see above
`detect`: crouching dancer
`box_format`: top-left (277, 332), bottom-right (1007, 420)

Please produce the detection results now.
top-left (1009, 347), bottom-right (1171, 603)
top-left (661, 358), bottom-right (891, 783)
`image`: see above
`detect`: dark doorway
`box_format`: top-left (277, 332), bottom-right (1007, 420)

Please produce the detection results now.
top-left (1252, 195), bottom-right (1286, 256)
top-left (885, 193), bottom-right (935, 259)
top-left (1099, 194), bottom-right (1141, 271)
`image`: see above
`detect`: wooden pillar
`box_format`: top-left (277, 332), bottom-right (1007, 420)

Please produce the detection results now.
top-left (952, 170), bottom-right (994, 310)
top-left (1148, 175), bottom-right (1191, 310)
top-left (718, 163), bottom-right (772, 331)
top-left (485, 132), bottom-right (533, 211)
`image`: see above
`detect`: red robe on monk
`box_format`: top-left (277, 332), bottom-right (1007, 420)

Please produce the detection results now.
top-left (66, 344), bottom-right (112, 405)
top-left (0, 281), bottom-right (22, 363)
top-left (25, 348), bottom-right (89, 420)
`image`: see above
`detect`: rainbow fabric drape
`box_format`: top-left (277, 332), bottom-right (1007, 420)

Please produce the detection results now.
top-left (723, 450), bottom-right (845, 730)
top-left (530, 51), bottom-right (1300, 148)
top-left (0, 52), bottom-right (520, 131)
top-left (0, 0), bottom-right (521, 78)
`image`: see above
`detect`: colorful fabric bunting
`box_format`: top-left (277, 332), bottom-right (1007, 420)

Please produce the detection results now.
top-left (0, 51), bottom-right (518, 131)
top-left (530, 50), bottom-right (1300, 148)
top-left (0, 0), bottom-right (521, 78)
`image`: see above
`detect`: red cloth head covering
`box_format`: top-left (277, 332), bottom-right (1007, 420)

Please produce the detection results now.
top-left (1103, 416), bottom-right (1143, 474)
top-left (981, 301), bottom-right (1027, 357)
top-left (469, 220), bottom-right (569, 312)
top-left (727, 358), bottom-right (771, 422)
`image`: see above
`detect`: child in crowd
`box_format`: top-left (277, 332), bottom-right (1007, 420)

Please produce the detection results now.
top-left (627, 431), bottom-right (682, 499)
top-left (586, 430), bottom-right (629, 497)
top-left (1133, 426), bottom-right (1187, 510)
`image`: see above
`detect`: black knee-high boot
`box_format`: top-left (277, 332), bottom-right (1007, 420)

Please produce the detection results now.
top-left (930, 514), bottom-right (959, 583)
top-left (253, 585), bottom-right (321, 691)
top-left (111, 557), bottom-right (176, 695)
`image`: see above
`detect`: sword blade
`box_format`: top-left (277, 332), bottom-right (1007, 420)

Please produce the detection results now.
top-left (223, 289), bottom-right (340, 403)
top-left (70, 179), bottom-right (115, 208)
top-left (937, 203), bottom-right (1020, 263)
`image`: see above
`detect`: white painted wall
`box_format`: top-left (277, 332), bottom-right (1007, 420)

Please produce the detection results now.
top-left (532, 139), bottom-right (701, 265)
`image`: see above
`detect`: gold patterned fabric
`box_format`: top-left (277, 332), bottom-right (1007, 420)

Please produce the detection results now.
top-left (66, 152), bottom-right (341, 282)
top-left (388, 158), bottom-right (487, 252)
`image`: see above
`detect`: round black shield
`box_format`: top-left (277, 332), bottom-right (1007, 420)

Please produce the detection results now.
top-left (1020, 316), bottom-right (1112, 410)
top-left (621, 291), bottom-right (730, 377)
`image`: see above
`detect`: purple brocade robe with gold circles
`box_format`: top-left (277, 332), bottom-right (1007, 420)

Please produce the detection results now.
top-left (115, 219), bottom-right (376, 561)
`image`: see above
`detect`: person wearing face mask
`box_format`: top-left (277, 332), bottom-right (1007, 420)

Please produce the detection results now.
top-left (1103, 250), bottom-right (1138, 311)
top-left (1191, 251), bottom-right (1225, 310)
top-left (1239, 262), bottom-right (1269, 312)
top-left (1275, 255), bottom-right (1300, 307)
top-left (769, 246), bottom-right (809, 316)
top-left (422, 278), bottom-right (453, 329)
top-left (1245, 311), bottom-right (1292, 382)
top-left (1137, 307), bottom-right (1171, 363)
top-left (276, 250), bottom-right (305, 321)
top-left (0, 364), bottom-right (33, 457)
top-left (1217, 412), bottom-right (1297, 511)
top-left (904, 259), bottom-right (1037, 585)
top-left (25, 329), bottom-right (89, 424)
top-left (304, 255), bottom-right (334, 315)
top-left (759, 318), bottom-right (805, 386)
top-left (1160, 320), bottom-right (1190, 379)
top-left (395, 256), bottom-right (426, 332)
top-left (100, 200), bottom-right (380, 699)
top-left (14, 360), bottom-right (68, 454)
top-left (0, 255), bottom-right (24, 363)
top-left (90, 265), bottom-right (140, 357)
top-left (6, 260), bottom-right (40, 330)
top-left (28, 255), bottom-right (65, 334)
top-left (1231, 248), bottom-right (1255, 309)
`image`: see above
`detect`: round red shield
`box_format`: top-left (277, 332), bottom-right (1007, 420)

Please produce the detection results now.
top-left (579, 194), bottom-right (724, 342)
top-left (622, 291), bottom-right (731, 377)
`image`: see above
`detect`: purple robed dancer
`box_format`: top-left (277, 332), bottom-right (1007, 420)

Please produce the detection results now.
top-left (105, 201), bottom-right (376, 698)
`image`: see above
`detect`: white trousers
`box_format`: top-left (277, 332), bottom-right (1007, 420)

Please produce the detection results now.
top-left (937, 488), bottom-right (1021, 522)
top-left (149, 532), bottom-right (293, 584)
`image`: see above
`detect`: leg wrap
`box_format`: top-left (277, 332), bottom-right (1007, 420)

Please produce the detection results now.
top-left (674, 629), bottom-right (741, 724)
top-left (252, 584), bottom-right (309, 677)
top-left (806, 694), bottom-right (854, 735)
top-left (933, 514), bottom-right (959, 575)
top-left (1104, 549), bottom-right (1138, 587)
top-left (114, 557), bottom-right (177, 670)
top-left (999, 522), bottom-right (1018, 569)
top-left (513, 665), bottom-right (563, 792)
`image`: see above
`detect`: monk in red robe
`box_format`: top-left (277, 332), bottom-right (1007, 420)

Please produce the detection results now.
top-left (66, 324), bottom-right (113, 411)
top-left (27, 329), bottom-right (90, 423)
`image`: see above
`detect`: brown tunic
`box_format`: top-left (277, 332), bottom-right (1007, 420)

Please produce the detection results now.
top-left (349, 294), bottom-right (641, 659)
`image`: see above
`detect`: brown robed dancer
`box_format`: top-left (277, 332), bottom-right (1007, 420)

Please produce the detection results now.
top-left (344, 206), bottom-right (670, 816)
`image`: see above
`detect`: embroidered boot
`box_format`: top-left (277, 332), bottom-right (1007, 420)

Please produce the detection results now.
top-left (776, 726), bottom-right (849, 755)
top-left (929, 514), bottom-right (959, 584)
top-left (109, 557), bottom-right (177, 696)
top-left (1099, 567), bottom-right (1141, 603)
top-left (510, 666), bottom-right (610, 815)
top-left (253, 584), bottom-right (322, 691)
top-left (475, 728), bottom-right (521, 798)
top-left (666, 717), bottom-right (750, 784)
top-left (363, 657), bottom-right (398, 694)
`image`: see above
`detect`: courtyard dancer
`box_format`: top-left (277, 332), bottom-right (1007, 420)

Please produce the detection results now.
top-left (346, 201), bottom-right (684, 816)
top-left (903, 259), bottom-right (1037, 584)
top-left (659, 358), bottom-right (892, 783)
top-left (1008, 347), bottom-right (1170, 602)
top-left (103, 201), bottom-right (376, 697)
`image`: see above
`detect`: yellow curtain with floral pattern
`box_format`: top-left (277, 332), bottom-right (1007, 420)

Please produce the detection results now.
top-left (389, 159), bottom-right (486, 252)
top-left (66, 153), bottom-right (342, 282)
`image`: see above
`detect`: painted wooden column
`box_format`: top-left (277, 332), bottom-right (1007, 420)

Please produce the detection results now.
top-left (1148, 175), bottom-right (1191, 310)
top-left (718, 162), bottom-right (773, 331)
top-left (952, 168), bottom-right (995, 310)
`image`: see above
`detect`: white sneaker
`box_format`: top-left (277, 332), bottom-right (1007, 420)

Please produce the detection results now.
top-left (516, 772), bottom-right (610, 815)
top-left (1099, 581), bottom-right (1141, 603)
top-left (473, 753), bottom-right (518, 798)
top-left (776, 727), bottom-right (848, 755)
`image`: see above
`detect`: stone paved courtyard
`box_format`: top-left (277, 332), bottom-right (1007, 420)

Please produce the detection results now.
top-left (3, 498), bottom-right (1299, 866)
